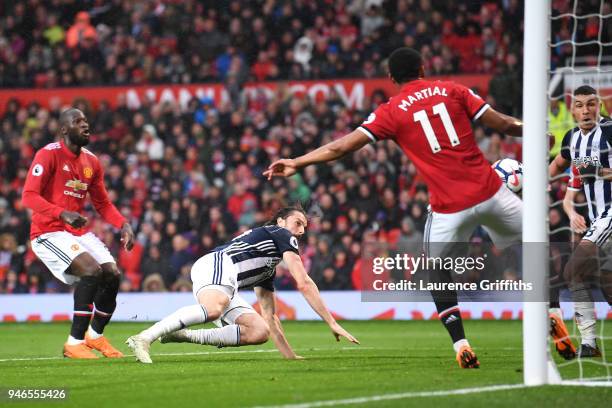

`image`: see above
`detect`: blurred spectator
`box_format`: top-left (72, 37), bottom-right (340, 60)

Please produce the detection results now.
top-left (135, 124), bottom-right (164, 161)
top-left (66, 12), bottom-right (97, 49)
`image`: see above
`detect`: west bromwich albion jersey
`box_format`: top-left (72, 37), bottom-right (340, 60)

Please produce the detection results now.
top-left (213, 225), bottom-right (299, 290)
top-left (561, 117), bottom-right (612, 221)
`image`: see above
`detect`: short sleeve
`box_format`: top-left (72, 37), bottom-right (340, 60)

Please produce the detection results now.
top-left (268, 226), bottom-right (300, 255)
top-left (456, 84), bottom-right (490, 121)
top-left (358, 102), bottom-right (395, 142)
top-left (560, 129), bottom-right (573, 161)
top-left (567, 165), bottom-right (582, 191)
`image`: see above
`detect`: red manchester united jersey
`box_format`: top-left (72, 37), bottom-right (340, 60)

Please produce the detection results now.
top-left (358, 79), bottom-right (501, 213)
top-left (22, 141), bottom-right (126, 239)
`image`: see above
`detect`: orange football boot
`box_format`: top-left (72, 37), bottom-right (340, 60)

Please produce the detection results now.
top-left (456, 345), bottom-right (480, 368)
top-left (63, 342), bottom-right (99, 359)
top-left (550, 313), bottom-right (576, 360)
top-left (85, 334), bottom-right (124, 358)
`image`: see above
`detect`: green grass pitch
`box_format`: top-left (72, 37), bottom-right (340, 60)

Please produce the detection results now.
top-left (1, 320), bottom-right (611, 407)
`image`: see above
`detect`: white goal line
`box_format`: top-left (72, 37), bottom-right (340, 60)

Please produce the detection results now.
top-left (250, 380), bottom-right (612, 408)
top-left (250, 384), bottom-right (529, 408)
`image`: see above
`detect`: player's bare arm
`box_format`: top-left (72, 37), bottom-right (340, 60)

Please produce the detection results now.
top-left (549, 154), bottom-right (571, 179)
top-left (562, 188), bottom-right (587, 234)
top-left (283, 251), bottom-right (360, 344)
top-left (479, 107), bottom-right (523, 136)
top-left (264, 130), bottom-right (371, 179)
top-left (255, 286), bottom-right (303, 359)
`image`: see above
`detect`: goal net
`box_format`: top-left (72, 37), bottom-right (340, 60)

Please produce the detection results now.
top-left (545, 0), bottom-right (612, 386)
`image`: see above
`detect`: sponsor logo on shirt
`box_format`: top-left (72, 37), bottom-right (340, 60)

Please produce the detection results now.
top-left (63, 164), bottom-right (70, 172)
top-left (64, 178), bottom-right (88, 199)
top-left (65, 178), bottom-right (88, 191)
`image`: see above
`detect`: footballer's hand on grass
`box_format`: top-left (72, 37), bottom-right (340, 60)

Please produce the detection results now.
top-left (121, 222), bottom-right (135, 251)
top-left (60, 211), bottom-right (88, 228)
top-left (263, 159), bottom-right (297, 180)
top-left (286, 354), bottom-right (305, 360)
top-left (330, 322), bottom-right (360, 344)
top-left (569, 213), bottom-right (587, 234)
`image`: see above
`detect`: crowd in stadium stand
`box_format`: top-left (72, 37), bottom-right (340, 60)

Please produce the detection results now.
top-left (0, 77), bottom-right (527, 293)
top-left (0, 0), bottom-right (604, 293)
top-left (0, 0), bottom-right (529, 88)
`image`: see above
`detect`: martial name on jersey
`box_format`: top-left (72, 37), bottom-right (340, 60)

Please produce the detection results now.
top-left (562, 118), bottom-right (612, 221)
top-left (214, 225), bottom-right (300, 290)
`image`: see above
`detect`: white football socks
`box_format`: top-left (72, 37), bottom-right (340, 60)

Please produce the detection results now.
top-left (87, 326), bottom-right (103, 339)
top-left (66, 335), bottom-right (84, 345)
top-left (571, 283), bottom-right (597, 347)
top-left (182, 325), bottom-right (242, 347)
top-left (574, 301), bottom-right (597, 347)
top-left (140, 305), bottom-right (209, 343)
top-left (453, 339), bottom-right (470, 353)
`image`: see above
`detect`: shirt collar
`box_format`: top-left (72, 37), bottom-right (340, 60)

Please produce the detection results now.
top-left (60, 140), bottom-right (79, 159)
top-left (400, 79), bottom-right (426, 92)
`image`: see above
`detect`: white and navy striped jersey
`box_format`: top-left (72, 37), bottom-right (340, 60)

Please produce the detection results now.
top-left (561, 118), bottom-right (612, 221)
top-left (213, 225), bottom-right (299, 291)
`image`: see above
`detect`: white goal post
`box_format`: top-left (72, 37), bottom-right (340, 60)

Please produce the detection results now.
top-left (522, 0), bottom-right (551, 386)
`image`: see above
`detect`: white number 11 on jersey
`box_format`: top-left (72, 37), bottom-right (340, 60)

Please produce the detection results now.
top-left (413, 102), bottom-right (460, 153)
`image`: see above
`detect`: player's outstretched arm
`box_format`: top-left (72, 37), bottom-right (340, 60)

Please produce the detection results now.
top-left (254, 287), bottom-right (303, 359)
top-left (478, 108), bottom-right (523, 136)
top-left (283, 252), bottom-right (360, 344)
top-left (264, 129), bottom-right (371, 179)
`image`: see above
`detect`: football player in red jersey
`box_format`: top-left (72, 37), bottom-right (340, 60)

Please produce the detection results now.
top-left (265, 48), bottom-right (524, 368)
top-left (22, 108), bottom-right (135, 359)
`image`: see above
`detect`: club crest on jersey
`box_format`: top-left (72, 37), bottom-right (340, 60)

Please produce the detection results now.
top-left (83, 167), bottom-right (93, 178)
top-left (65, 178), bottom-right (88, 191)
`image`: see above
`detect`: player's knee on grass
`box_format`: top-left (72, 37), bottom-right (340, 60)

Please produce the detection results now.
top-left (71, 252), bottom-right (102, 278)
top-left (236, 314), bottom-right (270, 345)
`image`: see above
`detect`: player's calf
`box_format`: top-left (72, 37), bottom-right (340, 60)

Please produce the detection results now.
top-left (236, 314), bottom-right (270, 345)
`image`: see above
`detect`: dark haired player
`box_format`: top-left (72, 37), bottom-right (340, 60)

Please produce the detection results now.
top-left (550, 85), bottom-right (612, 357)
top-left (22, 108), bottom-right (134, 359)
top-left (265, 47), bottom-right (524, 368)
top-left (127, 207), bottom-right (359, 363)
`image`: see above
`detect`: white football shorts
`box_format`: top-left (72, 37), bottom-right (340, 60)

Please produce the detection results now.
top-left (191, 251), bottom-right (256, 324)
top-left (424, 185), bottom-right (522, 257)
top-left (31, 231), bottom-right (116, 285)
